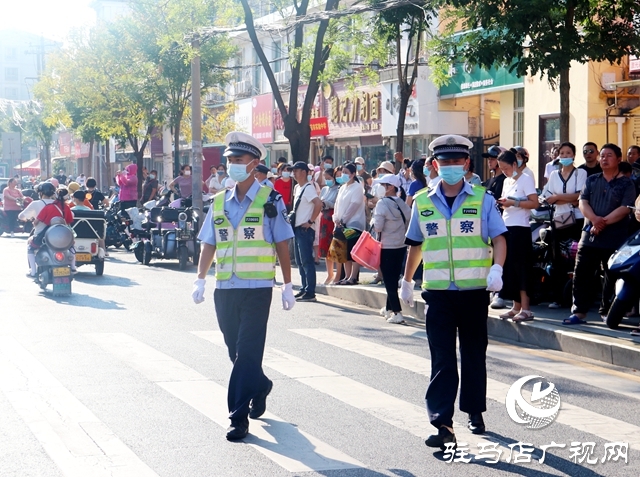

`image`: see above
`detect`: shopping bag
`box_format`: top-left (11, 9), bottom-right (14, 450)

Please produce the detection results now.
top-left (350, 231), bottom-right (381, 270)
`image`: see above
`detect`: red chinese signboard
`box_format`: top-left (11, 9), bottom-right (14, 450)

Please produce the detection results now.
top-left (252, 93), bottom-right (273, 143)
top-left (310, 117), bottom-right (329, 137)
top-left (59, 132), bottom-right (71, 156)
top-left (630, 55), bottom-right (640, 74)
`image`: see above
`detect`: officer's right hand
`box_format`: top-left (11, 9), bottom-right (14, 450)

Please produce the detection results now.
top-left (192, 278), bottom-right (206, 304)
top-left (400, 279), bottom-right (415, 307)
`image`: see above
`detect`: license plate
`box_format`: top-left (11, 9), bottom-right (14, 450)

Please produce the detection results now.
top-left (53, 267), bottom-right (70, 277)
top-left (76, 253), bottom-right (92, 262)
top-left (181, 234), bottom-right (191, 239)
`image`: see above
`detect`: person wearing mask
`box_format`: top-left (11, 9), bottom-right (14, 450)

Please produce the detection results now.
top-left (274, 163), bottom-right (294, 211)
top-left (424, 156), bottom-right (441, 189)
top-left (464, 160), bottom-right (482, 185)
top-left (400, 134), bottom-right (506, 450)
top-left (192, 132), bottom-right (295, 441)
top-left (77, 173), bottom-right (86, 187)
top-left (496, 150), bottom-right (538, 322)
top-left (568, 144), bottom-right (636, 326)
top-left (333, 163), bottom-right (366, 285)
top-left (376, 161), bottom-right (395, 178)
top-left (54, 169), bottom-right (67, 186)
top-left (354, 157), bottom-right (372, 189)
top-left (406, 159), bottom-right (427, 207)
top-left (115, 164), bottom-right (138, 211)
top-left (2, 178), bottom-right (24, 237)
top-left (482, 146), bottom-right (507, 199)
top-left (372, 174), bottom-right (411, 324)
top-left (541, 142), bottom-right (587, 309)
top-left (254, 164), bottom-right (273, 188)
top-left (511, 146), bottom-right (534, 179)
top-left (85, 178), bottom-right (109, 210)
top-left (397, 159), bottom-right (413, 195)
top-left (578, 142), bottom-right (602, 177)
top-left (142, 169), bottom-right (159, 203)
top-left (169, 164), bottom-right (206, 199)
top-left (291, 161), bottom-right (323, 302)
top-left (208, 164), bottom-right (229, 194)
top-left (20, 182), bottom-right (56, 276)
top-left (319, 168), bottom-right (340, 284)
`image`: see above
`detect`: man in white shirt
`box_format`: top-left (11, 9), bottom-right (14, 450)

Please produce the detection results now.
top-left (291, 161), bottom-right (322, 302)
top-left (19, 182), bottom-right (56, 277)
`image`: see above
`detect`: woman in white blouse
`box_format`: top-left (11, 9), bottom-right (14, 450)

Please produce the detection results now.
top-left (333, 163), bottom-right (366, 285)
top-left (541, 141), bottom-right (587, 308)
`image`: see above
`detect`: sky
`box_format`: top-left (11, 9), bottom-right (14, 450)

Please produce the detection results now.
top-left (0, 0), bottom-right (97, 42)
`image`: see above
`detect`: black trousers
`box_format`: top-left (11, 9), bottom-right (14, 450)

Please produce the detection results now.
top-left (571, 246), bottom-right (615, 316)
top-left (422, 289), bottom-right (490, 429)
top-left (379, 247), bottom-right (406, 313)
top-left (214, 287), bottom-right (273, 422)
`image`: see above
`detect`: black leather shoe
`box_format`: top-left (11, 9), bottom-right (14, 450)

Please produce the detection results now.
top-left (249, 380), bottom-right (273, 419)
top-left (294, 291), bottom-right (305, 298)
top-left (425, 426), bottom-right (456, 450)
top-left (226, 419), bottom-right (249, 441)
top-left (468, 413), bottom-right (485, 435)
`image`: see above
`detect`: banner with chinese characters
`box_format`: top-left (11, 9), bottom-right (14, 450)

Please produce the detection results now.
top-left (439, 62), bottom-right (523, 98)
top-left (310, 117), bottom-right (329, 137)
top-left (252, 93), bottom-right (273, 143)
top-left (323, 81), bottom-right (381, 138)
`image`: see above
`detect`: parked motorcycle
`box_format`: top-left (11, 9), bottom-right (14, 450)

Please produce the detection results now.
top-left (104, 206), bottom-right (132, 250)
top-left (34, 223), bottom-right (75, 296)
top-left (0, 195), bottom-right (34, 235)
top-left (604, 230), bottom-right (640, 329)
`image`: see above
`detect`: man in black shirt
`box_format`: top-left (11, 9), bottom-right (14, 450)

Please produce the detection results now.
top-left (578, 142), bottom-right (603, 177)
top-left (481, 145), bottom-right (507, 200)
top-left (86, 178), bottom-right (108, 210)
top-left (54, 169), bottom-right (67, 185)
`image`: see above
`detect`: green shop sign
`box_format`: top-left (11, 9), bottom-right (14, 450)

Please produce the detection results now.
top-left (439, 62), bottom-right (523, 98)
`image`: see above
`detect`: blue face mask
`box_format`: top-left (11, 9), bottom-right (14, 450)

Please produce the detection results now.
top-left (324, 162), bottom-right (332, 169)
top-left (325, 179), bottom-right (334, 187)
top-left (437, 165), bottom-right (466, 185)
top-left (356, 164), bottom-right (363, 171)
top-left (517, 159), bottom-right (523, 168)
top-left (307, 174), bottom-right (312, 182)
top-left (282, 171), bottom-right (291, 179)
top-left (271, 167), bottom-right (278, 174)
top-left (336, 175), bottom-right (346, 185)
top-left (559, 157), bottom-right (574, 167)
top-left (228, 163), bottom-right (251, 183)
top-left (423, 166), bottom-right (430, 175)
top-left (217, 170), bottom-right (225, 176)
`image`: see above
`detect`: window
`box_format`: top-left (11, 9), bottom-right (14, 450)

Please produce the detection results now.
top-left (513, 88), bottom-right (524, 146)
top-left (5, 67), bottom-right (18, 82)
top-left (4, 87), bottom-right (18, 99)
top-left (5, 47), bottom-right (17, 60)
top-left (234, 53), bottom-right (243, 83)
top-left (273, 40), bottom-right (282, 74)
top-left (252, 50), bottom-right (261, 94)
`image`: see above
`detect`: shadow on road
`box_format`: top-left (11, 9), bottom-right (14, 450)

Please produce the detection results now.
top-left (72, 273), bottom-right (139, 287)
top-left (42, 292), bottom-right (126, 310)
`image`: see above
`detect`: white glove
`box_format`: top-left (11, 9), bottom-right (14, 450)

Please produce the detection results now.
top-left (486, 264), bottom-right (503, 292)
top-left (192, 278), bottom-right (206, 304)
top-left (281, 282), bottom-right (296, 311)
top-left (400, 279), bottom-right (415, 307)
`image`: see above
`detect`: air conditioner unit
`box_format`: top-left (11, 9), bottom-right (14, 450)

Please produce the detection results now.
top-left (275, 70), bottom-right (291, 85)
top-left (602, 72), bottom-right (617, 91)
top-left (235, 81), bottom-right (250, 95)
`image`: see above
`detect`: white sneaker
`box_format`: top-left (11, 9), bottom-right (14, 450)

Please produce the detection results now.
top-left (387, 312), bottom-right (405, 324)
top-left (380, 307), bottom-right (390, 319)
top-left (10, 232), bottom-right (14, 238)
top-left (490, 295), bottom-right (506, 309)
top-left (548, 302), bottom-right (561, 309)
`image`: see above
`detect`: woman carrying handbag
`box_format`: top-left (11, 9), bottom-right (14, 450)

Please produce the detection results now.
top-left (371, 175), bottom-right (411, 323)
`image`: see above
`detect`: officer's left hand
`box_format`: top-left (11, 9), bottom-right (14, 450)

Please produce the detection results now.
top-left (281, 282), bottom-right (296, 311)
top-left (486, 264), bottom-right (503, 292)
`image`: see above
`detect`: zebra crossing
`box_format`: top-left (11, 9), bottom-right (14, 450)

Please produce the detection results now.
top-left (0, 324), bottom-right (638, 476)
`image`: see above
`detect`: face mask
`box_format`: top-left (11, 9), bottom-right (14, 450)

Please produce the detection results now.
top-left (325, 179), bottom-right (334, 187)
top-left (373, 183), bottom-right (385, 198)
top-left (516, 159), bottom-right (523, 168)
top-left (324, 163), bottom-right (331, 169)
top-left (271, 168), bottom-right (278, 174)
top-left (149, 174), bottom-right (155, 179)
top-left (282, 171), bottom-right (291, 179)
top-left (423, 166), bottom-right (430, 175)
top-left (307, 174), bottom-right (312, 182)
top-left (437, 165), bottom-right (466, 185)
top-left (228, 163), bottom-right (251, 182)
top-left (217, 170), bottom-right (225, 176)
top-left (336, 175), bottom-right (346, 185)
top-left (356, 164), bottom-right (363, 171)
top-left (184, 170), bottom-right (191, 176)
top-left (559, 158), bottom-right (574, 167)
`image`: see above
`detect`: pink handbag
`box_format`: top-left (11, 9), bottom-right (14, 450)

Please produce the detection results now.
top-left (351, 231), bottom-right (381, 270)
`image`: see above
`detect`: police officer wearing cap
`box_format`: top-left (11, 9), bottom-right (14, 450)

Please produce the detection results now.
top-left (254, 163), bottom-right (274, 188)
top-left (192, 131), bottom-right (296, 441)
top-left (400, 134), bottom-right (507, 451)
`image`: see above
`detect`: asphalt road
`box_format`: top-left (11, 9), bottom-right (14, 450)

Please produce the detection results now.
top-left (1, 235), bottom-right (639, 477)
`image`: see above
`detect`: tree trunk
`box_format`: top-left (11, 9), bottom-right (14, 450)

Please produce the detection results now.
top-left (87, 137), bottom-right (95, 179)
top-left (136, 150), bottom-right (144, 206)
top-left (559, 67), bottom-right (570, 143)
top-left (283, 115), bottom-right (311, 163)
top-left (44, 140), bottom-right (51, 179)
top-left (173, 120), bottom-right (181, 179)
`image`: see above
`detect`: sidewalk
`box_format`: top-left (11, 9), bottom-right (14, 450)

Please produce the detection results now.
top-left (281, 261), bottom-right (640, 370)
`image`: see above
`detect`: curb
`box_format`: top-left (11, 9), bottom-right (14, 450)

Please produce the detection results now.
top-left (316, 284), bottom-right (640, 370)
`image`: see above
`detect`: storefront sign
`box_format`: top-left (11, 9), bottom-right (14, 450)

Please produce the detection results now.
top-left (58, 132), bottom-right (71, 156)
top-left (630, 55), bottom-right (640, 74)
top-left (273, 86), bottom-right (322, 142)
top-left (382, 82), bottom-right (419, 135)
top-left (310, 117), bottom-right (329, 137)
top-left (235, 98), bottom-right (252, 134)
top-left (73, 140), bottom-right (90, 159)
top-left (325, 82), bottom-right (381, 138)
top-left (440, 62), bottom-right (523, 98)
top-left (252, 94), bottom-right (273, 143)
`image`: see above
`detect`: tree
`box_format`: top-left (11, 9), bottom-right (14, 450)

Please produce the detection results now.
top-left (441, 0), bottom-right (640, 142)
top-left (372, 0), bottom-right (435, 154)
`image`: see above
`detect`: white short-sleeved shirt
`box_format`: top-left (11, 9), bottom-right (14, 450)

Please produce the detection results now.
top-left (542, 167), bottom-right (587, 219)
top-left (501, 172), bottom-right (537, 227)
top-left (293, 182), bottom-right (319, 227)
top-left (544, 161), bottom-right (558, 179)
top-left (334, 181), bottom-right (366, 231)
top-left (521, 166), bottom-right (535, 180)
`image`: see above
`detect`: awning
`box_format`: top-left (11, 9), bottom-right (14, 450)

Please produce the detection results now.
top-left (608, 80), bottom-right (640, 89)
top-left (13, 158), bottom-right (41, 175)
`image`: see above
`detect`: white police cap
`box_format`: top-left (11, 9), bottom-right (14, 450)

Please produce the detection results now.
top-left (223, 131), bottom-right (267, 159)
top-left (429, 134), bottom-right (474, 160)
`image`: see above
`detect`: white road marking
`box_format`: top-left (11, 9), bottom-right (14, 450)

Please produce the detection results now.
top-left (292, 327), bottom-right (640, 451)
top-left (88, 332), bottom-right (364, 472)
top-left (0, 336), bottom-right (160, 477)
top-left (193, 330), bottom-right (507, 454)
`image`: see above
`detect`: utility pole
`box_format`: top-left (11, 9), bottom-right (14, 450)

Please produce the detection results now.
top-left (190, 34), bottom-right (203, 213)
